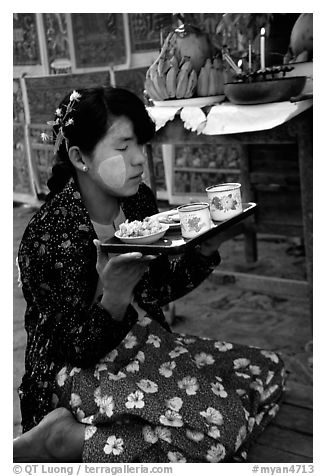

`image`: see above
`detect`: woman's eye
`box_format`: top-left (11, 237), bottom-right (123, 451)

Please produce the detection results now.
top-left (116, 147), bottom-right (127, 152)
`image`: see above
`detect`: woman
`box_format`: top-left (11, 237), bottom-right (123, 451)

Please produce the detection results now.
top-left (14, 86), bottom-right (285, 463)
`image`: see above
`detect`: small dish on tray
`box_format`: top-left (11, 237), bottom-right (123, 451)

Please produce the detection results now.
top-left (151, 209), bottom-right (181, 229)
top-left (153, 95), bottom-right (225, 108)
top-left (114, 223), bottom-right (169, 245)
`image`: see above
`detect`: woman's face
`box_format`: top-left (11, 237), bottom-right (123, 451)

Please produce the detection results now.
top-left (84, 116), bottom-right (147, 197)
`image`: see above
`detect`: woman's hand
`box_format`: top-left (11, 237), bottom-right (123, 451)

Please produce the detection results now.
top-left (93, 239), bottom-right (155, 320)
top-left (198, 233), bottom-right (224, 257)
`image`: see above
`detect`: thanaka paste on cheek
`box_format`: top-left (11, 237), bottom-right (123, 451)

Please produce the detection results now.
top-left (98, 155), bottom-right (127, 189)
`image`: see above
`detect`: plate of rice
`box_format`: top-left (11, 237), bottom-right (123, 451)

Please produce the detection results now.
top-left (115, 217), bottom-right (169, 244)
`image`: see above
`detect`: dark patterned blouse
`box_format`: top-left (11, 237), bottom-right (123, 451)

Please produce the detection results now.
top-left (17, 177), bottom-right (221, 432)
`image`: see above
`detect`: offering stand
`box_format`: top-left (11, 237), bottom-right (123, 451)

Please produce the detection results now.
top-left (148, 99), bottom-right (313, 325)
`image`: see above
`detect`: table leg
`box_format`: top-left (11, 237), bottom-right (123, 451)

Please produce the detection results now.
top-left (296, 111), bottom-right (313, 330)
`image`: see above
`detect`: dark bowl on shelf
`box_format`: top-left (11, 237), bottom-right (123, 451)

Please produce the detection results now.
top-left (224, 76), bottom-right (307, 105)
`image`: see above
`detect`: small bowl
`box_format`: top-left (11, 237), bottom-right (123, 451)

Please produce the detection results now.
top-left (115, 224), bottom-right (169, 245)
top-left (224, 76), bottom-right (307, 105)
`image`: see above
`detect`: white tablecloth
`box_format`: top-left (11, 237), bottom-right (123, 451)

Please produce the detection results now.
top-left (147, 99), bottom-right (313, 135)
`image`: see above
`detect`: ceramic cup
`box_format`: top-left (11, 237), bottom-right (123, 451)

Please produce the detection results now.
top-left (177, 202), bottom-right (212, 239)
top-left (206, 183), bottom-right (242, 221)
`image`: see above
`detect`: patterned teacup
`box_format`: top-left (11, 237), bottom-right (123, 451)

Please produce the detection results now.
top-left (206, 183), bottom-right (242, 221)
top-left (177, 202), bottom-right (212, 239)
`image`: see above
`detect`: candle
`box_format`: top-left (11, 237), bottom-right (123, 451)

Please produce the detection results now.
top-left (248, 41), bottom-right (252, 71)
top-left (237, 59), bottom-right (243, 71)
top-left (260, 27), bottom-right (265, 70)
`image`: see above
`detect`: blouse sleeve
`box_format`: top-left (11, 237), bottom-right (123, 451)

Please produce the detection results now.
top-left (134, 247), bottom-right (221, 308)
top-left (18, 218), bottom-right (138, 368)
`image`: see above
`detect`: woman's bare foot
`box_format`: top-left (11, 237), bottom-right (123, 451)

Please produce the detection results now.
top-left (13, 407), bottom-right (85, 462)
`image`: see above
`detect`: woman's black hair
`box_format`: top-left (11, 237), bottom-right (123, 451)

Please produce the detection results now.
top-left (46, 86), bottom-right (156, 200)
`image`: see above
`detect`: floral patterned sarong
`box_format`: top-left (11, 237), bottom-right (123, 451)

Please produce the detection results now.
top-left (55, 316), bottom-right (286, 463)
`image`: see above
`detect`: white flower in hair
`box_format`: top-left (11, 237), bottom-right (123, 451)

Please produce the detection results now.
top-left (41, 132), bottom-right (50, 142)
top-left (70, 90), bottom-right (81, 101)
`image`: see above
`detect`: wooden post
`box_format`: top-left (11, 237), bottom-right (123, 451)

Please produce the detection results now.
top-left (145, 143), bottom-right (157, 198)
top-left (239, 144), bottom-right (258, 263)
top-left (295, 109), bottom-right (313, 331)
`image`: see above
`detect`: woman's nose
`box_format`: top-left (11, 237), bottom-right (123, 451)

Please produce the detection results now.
top-left (132, 145), bottom-right (147, 165)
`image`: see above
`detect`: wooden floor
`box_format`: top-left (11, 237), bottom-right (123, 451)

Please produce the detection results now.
top-left (248, 380), bottom-right (313, 462)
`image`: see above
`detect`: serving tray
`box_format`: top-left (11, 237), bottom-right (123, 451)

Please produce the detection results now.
top-left (100, 202), bottom-right (257, 256)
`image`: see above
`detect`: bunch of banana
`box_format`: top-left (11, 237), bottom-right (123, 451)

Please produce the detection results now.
top-left (197, 56), bottom-right (225, 97)
top-left (145, 55), bottom-right (198, 101)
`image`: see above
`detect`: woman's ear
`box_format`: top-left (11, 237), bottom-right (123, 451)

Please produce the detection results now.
top-left (68, 146), bottom-right (87, 172)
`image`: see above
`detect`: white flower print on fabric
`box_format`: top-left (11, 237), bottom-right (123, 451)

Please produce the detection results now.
top-left (169, 346), bottom-right (188, 358)
top-left (56, 366), bottom-right (68, 387)
top-left (206, 443), bottom-right (226, 462)
top-left (81, 415), bottom-right (94, 425)
top-left (159, 361), bottom-right (176, 378)
top-left (261, 384), bottom-right (280, 402)
top-left (137, 379), bottom-right (158, 394)
top-left (126, 360), bottom-right (140, 373)
top-left (211, 381), bottom-right (228, 398)
top-left (235, 372), bottom-right (251, 379)
top-left (146, 334), bottom-right (161, 348)
top-left (236, 388), bottom-right (247, 397)
top-left (266, 370), bottom-right (275, 385)
top-left (261, 350), bottom-right (279, 363)
top-left (194, 352), bottom-right (215, 368)
top-left (235, 425), bottom-right (247, 451)
top-left (84, 425), bottom-right (97, 441)
top-left (255, 411), bottom-right (265, 426)
top-left (102, 349), bottom-right (118, 362)
top-left (249, 365), bottom-right (261, 375)
top-left (268, 403), bottom-right (280, 418)
top-left (76, 409), bottom-right (85, 421)
top-left (108, 371), bottom-right (126, 381)
top-left (250, 379), bottom-right (264, 394)
top-left (94, 363), bottom-right (108, 379)
top-left (168, 451), bottom-right (187, 463)
top-left (248, 417), bottom-right (256, 433)
top-left (243, 408), bottom-right (250, 421)
top-left (155, 426), bottom-right (172, 443)
top-left (177, 376), bottom-right (199, 395)
top-left (104, 435), bottom-right (124, 456)
top-left (125, 390), bottom-right (145, 409)
top-left (135, 351), bottom-right (145, 363)
top-left (233, 358), bottom-right (251, 370)
top-left (138, 316), bottom-right (152, 327)
top-left (186, 429), bottom-right (204, 442)
top-left (159, 410), bottom-right (183, 427)
top-left (200, 407), bottom-right (224, 425)
top-left (142, 425), bottom-right (172, 444)
top-left (124, 332), bottom-right (137, 349)
top-left (166, 396), bottom-right (183, 412)
top-left (69, 367), bottom-right (81, 377)
top-left (207, 426), bottom-right (221, 439)
top-left (69, 393), bottom-right (82, 408)
top-left (142, 425), bottom-right (158, 444)
top-left (175, 336), bottom-right (196, 345)
top-left (94, 388), bottom-right (115, 417)
top-left (214, 341), bottom-right (233, 352)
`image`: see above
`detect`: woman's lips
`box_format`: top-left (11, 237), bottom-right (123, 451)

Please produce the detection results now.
top-left (130, 172), bottom-right (143, 181)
